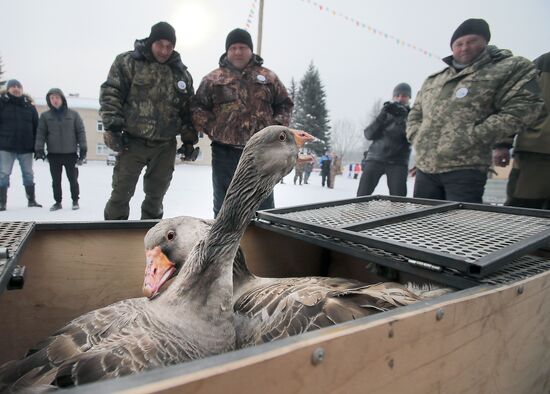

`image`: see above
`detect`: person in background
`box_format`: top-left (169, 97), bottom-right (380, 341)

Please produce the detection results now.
top-left (353, 163), bottom-right (361, 179)
top-left (35, 88), bottom-right (87, 211)
top-left (407, 18), bottom-right (546, 203)
top-left (0, 79), bottom-right (41, 210)
top-left (294, 160), bottom-right (305, 185)
top-left (100, 21), bottom-right (196, 220)
top-left (357, 83), bottom-right (411, 196)
top-left (502, 51), bottom-right (550, 209)
top-left (302, 152), bottom-right (315, 185)
top-left (328, 153), bottom-right (342, 189)
top-left (192, 28), bottom-right (293, 217)
top-left (319, 152), bottom-right (332, 187)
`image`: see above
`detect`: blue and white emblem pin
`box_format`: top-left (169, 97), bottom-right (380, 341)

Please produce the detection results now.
top-left (455, 87), bottom-right (468, 98)
top-left (256, 75), bottom-right (267, 83)
top-left (177, 80), bottom-right (187, 91)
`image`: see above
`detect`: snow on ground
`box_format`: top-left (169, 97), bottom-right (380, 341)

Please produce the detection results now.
top-left (0, 160), bottom-right (414, 222)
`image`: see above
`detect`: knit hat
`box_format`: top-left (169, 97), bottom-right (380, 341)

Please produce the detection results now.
top-left (450, 18), bottom-right (491, 47)
top-left (393, 83), bottom-right (411, 98)
top-left (148, 22), bottom-right (176, 46)
top-left (6, 79), bottom-right (22, 89)
top-left (225, 28), bottom-right (253, 52)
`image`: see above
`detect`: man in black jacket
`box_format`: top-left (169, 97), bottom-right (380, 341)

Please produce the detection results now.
top-left (357, 83), bottom-right (412, 196)
top-left (0, 79), bottom-right (42, 210)
top-left (35, 88), bottom-right (87, 211)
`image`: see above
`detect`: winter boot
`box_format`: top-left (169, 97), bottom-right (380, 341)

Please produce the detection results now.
top-left (72, 200), bottom-right (80, 210)
top-left (50, 202), bottom-right (62, 211)
top-left (0, 187), bottom-right (7, 211)
top-left (25, 184), bottom-right (42, 208)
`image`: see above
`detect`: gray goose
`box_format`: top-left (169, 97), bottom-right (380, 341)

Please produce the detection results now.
top-left (143, 224), bottom-right (445, 349)
top-left (0, 125), bottom-right (313, 392)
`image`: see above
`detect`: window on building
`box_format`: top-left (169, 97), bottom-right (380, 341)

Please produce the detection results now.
top-left (97, 120), bottom-right (104, 132)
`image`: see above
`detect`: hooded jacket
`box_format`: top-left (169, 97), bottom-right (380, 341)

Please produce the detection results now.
top-left (0, 91), bottom-right (38, 153)
top-left (192, 53), bottom-right (293, 146)
top-left (35, 88), bottom-right (87, 155)
top-left (407, 45), bottom-right (547, 174)
top-left (99, 39), bottom-right (195, 143)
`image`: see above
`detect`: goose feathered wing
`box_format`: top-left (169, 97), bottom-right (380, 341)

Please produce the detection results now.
top-left (0, 298), bottom-right (197, 390)
top-left (234, 277), bottom-right (420, 348)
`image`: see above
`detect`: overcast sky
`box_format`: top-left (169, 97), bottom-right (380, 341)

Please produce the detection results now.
top-left (3, 0), bottom-right (549, 128)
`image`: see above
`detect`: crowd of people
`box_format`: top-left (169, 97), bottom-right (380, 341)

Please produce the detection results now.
top-left (1, 18), bottom-right (548, 217)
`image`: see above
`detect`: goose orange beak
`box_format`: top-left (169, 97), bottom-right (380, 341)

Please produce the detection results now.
top-left (290, 129), bottom-right (315, 148)
top-left (143, 246), bottom-right (176, 299)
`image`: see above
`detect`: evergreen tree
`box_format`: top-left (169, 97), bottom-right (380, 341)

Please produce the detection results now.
top-left (293, 62), bottom-right (330, 155)
top-left (0, 56), bottom-right (5, 89)
top-left (287, 77), bottom-right (298, 127)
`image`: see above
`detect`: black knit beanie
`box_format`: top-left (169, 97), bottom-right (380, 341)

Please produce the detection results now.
top-left (225, 28), bottom-right (253, 52)
top-left (6, 79), bottom-right (22, 89)
top-left (148, 22), bottom-right (176, 46)
top-left (450, 18), bottom-right (490, 47)
top-left (393, 83), bottom-right (411, 98)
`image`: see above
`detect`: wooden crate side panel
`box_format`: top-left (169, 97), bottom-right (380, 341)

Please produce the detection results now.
top-left (241, 225), bottom-right (324, 277)
top-left (124, 271), bottom-right (550, 394)
top-left (0, 228), bottom-right (147, 364)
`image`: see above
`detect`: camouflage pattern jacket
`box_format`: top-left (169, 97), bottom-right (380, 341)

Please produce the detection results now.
top-left (192, 54), bottom-right (293, 146)
top-left (513, 52), bottom-right (550, 156)
top-left (407, 46), bottom-right (546, 174)
top-left (99, 39), bottom-right (195, 143)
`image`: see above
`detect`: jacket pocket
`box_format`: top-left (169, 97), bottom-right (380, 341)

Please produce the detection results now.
top-left (212, 81), bottom-right (238, 105)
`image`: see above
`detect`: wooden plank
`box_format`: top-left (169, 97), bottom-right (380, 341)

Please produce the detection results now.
top-left (0, 228), bottom-right (148, 364)
top-left (106, 270), bottom-right (550, 394)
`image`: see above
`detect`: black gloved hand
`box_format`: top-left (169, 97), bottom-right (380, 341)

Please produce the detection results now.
top-left (104, 131), bottom-right (126, 152)
top-left (384, 102), bottom-right (408, 117)
top-left (34, 150), bottom-right (46, 161)
top-left (177, 143), bottom-right (200, 161)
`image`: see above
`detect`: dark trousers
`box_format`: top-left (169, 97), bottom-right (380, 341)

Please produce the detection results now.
top-left (321, 171), bottom-right (330, 187)
top-left (357, 161), bottom-right (407, 197)
top-left (104, 137), bottom-right (176, 220)
top-left (212, 142), bottom-right (274, 217)
top-left (413, 169), bottom-right (487, 203)
top-left (505, 168), bottom-right (549, 209)
top-left (48, 153), bottom-right (79, 203)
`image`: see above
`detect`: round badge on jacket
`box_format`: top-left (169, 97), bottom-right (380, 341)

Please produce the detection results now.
top-left (455, 87), bottom-right (468, 98)
top-left (256, 75), bottom-right (267, 83)
top-left (177, 80), bottom-right (187, 91)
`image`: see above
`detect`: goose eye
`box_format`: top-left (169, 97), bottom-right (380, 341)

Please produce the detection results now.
top-left (166, 231), bottom-right (175, 241)
top-left (278, 132), bottom-right (287, 142)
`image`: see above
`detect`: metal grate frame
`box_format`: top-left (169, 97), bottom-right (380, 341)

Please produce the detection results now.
top-left (258, 195), bottom-right (550, 277)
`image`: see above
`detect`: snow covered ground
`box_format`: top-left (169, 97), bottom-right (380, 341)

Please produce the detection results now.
top-left (0, 160), bottom-right (414, 222)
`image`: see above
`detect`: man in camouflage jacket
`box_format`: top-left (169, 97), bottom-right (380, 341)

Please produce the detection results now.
top-left (406, 19), bottom-right (546, 203)
top-left (192, 28), bottom-right (293, 217)
top-left (100, 22), bottom-right (195, 220)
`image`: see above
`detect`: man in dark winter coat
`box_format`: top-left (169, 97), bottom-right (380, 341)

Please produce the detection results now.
top-left (35, 88), bottom-right (87, 211)
top-left (100, 21), bottom-right (196, 220)
top-left (407, 18), bottom-right (546, 203)
top-left (0, 79), bottom-right (42, 210)
top-left (192, 28), bottom-right (293, 217)
top-left (357, 83), bottom-right (412, 197)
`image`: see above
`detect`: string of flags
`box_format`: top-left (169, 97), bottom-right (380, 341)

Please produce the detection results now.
top-left (244, 0), bottom-right (258, 31)
top-left (245, 0), bottom-right (441, 61)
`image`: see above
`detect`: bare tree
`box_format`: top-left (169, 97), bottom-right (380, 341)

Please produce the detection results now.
top-left (330, 119), bottom-right (363, 162)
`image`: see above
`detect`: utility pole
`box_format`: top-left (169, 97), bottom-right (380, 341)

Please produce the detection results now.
top-left (257, 0), bottom-right (264, 56)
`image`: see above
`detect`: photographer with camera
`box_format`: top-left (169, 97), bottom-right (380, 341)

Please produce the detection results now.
top-left (357, 83), bottom-right (412, 197)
